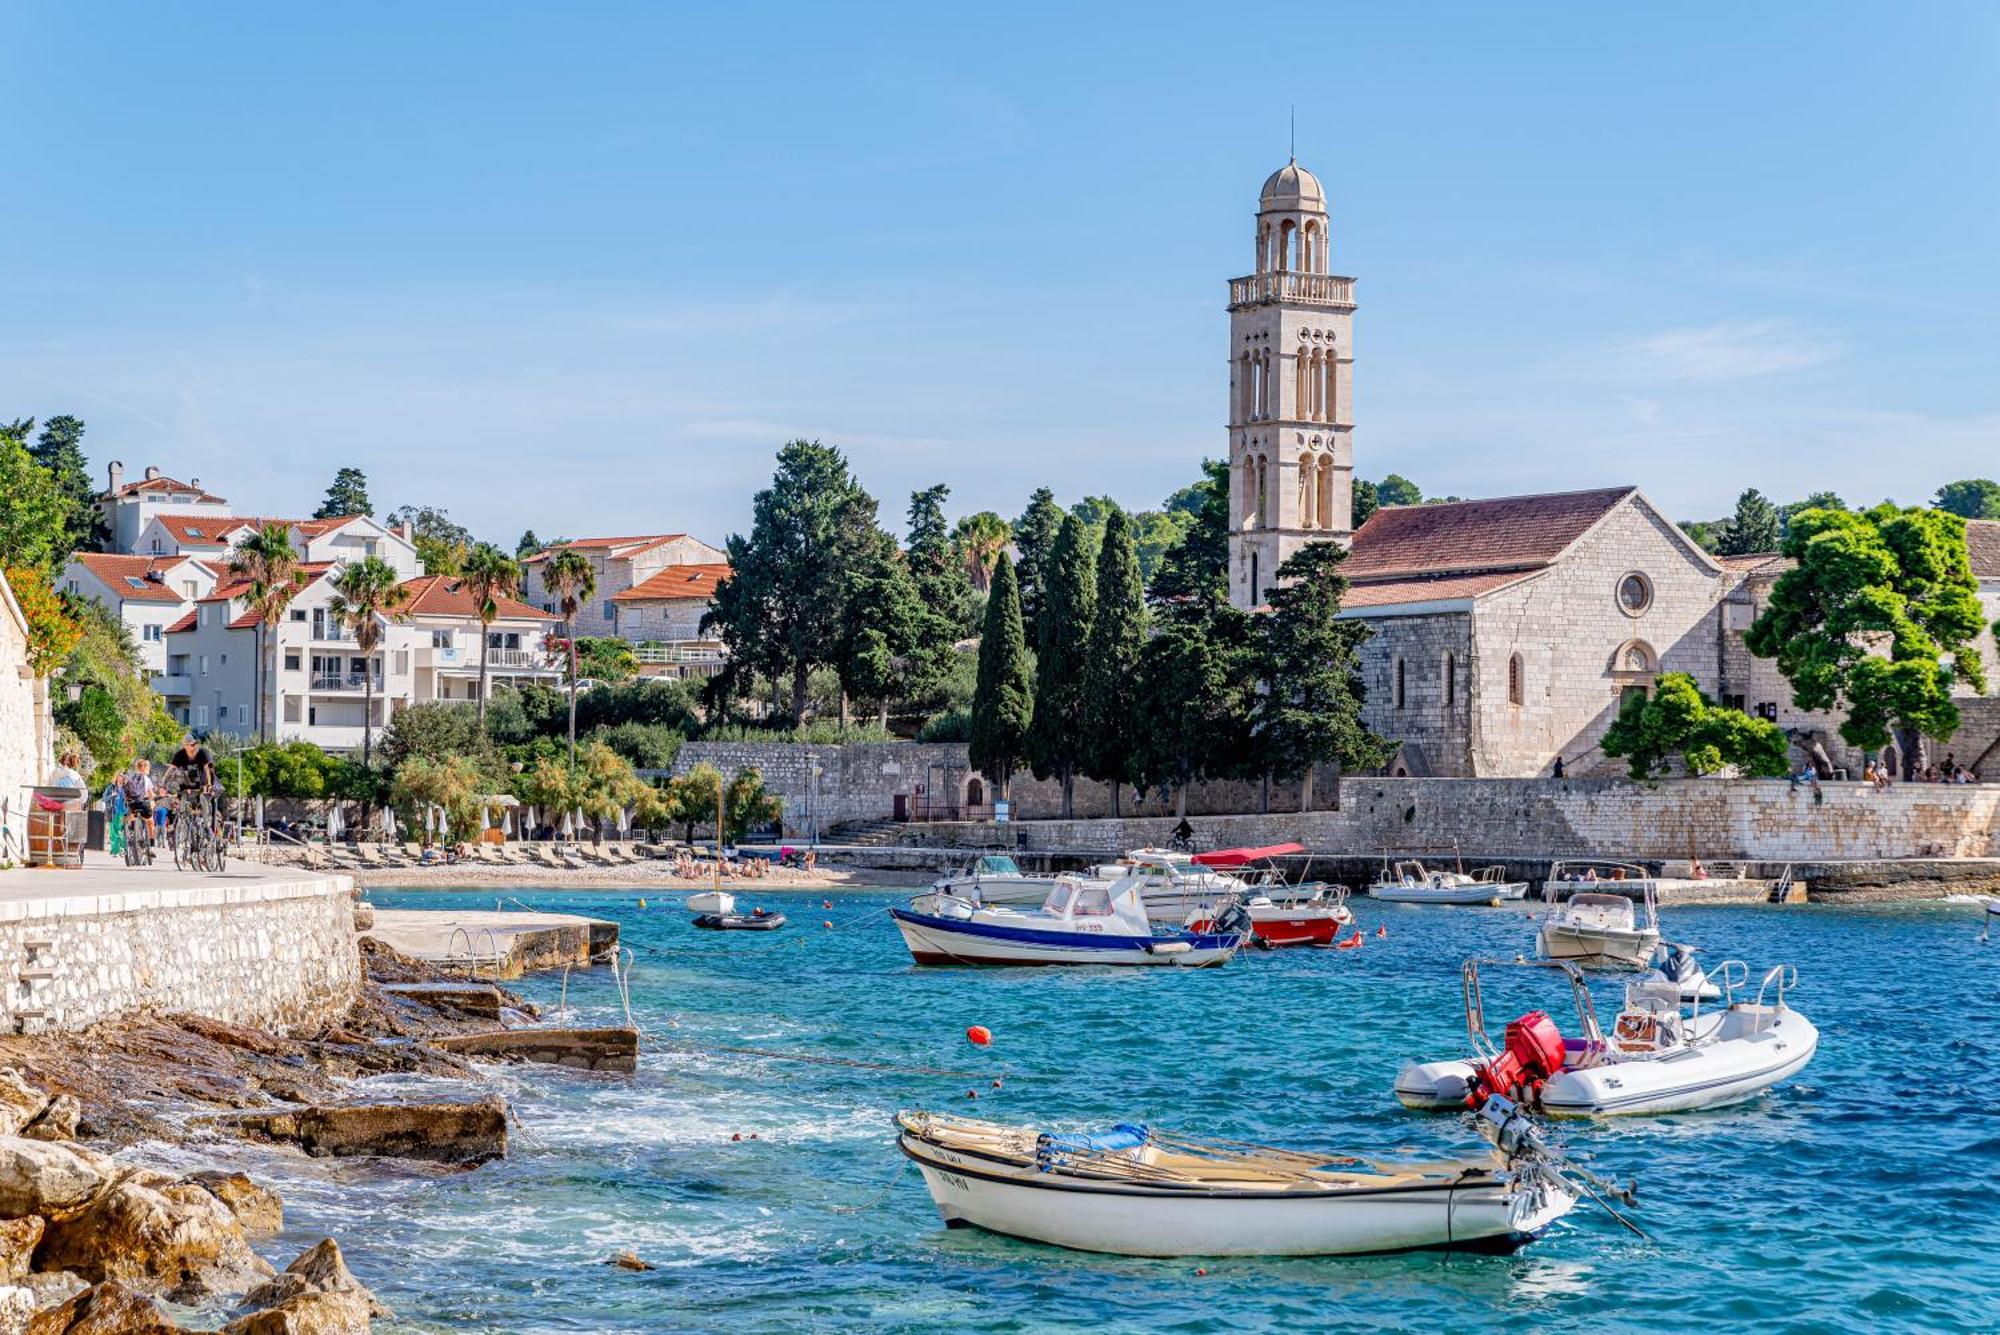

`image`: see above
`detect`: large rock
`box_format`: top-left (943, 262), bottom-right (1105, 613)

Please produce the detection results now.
top-left (214, 1100), bottom-right (508, 1165)
top-left (0, 1138), bottom-right (108, 1219)
top-left (24, 1280), bottom-right (187, 1333)
top-left (0, 1213), bottom-right (44, 1281)
top-left (37, 1173), bottom-right (274, 1302)
top-left (0, 1070), bottom-right (51, 1138)
top-left (26, 1096), bottom-right (84, 1143)
top-left (187, 1173), bottom-right (283, 1236)
top-left (227, 1239), bottom-right (384, 1335)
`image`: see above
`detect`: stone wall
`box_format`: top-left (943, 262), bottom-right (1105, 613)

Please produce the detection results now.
top-left (0, 581), bottom-right (54, 862)
top-left (868, 777), bottom-right (2000, 863)
top-left (0, 872), bottom-right (361, 1034)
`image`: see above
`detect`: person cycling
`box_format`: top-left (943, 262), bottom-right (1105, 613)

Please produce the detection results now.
top-left (121, 761), bottom-right (159, 860)
top-left (171, 735), bottom-right (217, 795)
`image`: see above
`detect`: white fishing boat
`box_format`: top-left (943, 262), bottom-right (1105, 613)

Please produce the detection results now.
top-left (891, 877), bottom-right (1244, 967)
top-left (895, 1097), bottom-right (1585, 1256)
top-left (1116, 848), bottom-right (1249, 924)
top-left (1395, 958), bottom-right (1818, 1117)
top-left (1538, 885), bottom-right (1661, 968)
top-left (1368, 861), bottom-right (1517, 906)
top-left (930, 853), bottom-right (1064, 907)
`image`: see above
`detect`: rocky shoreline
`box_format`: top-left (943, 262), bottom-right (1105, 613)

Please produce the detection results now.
top-left (0, 939), bottom-right (555, 1333)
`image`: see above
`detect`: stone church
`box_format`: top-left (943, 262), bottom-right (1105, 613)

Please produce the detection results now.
top-left (1225, 160), bottom-right (2000, 778)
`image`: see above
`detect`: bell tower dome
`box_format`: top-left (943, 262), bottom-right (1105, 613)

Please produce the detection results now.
top-left (1226, 159), bottom-right (1356, 608)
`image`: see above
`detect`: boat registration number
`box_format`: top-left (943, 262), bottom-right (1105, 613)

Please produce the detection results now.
top-left (936, 1171), bottom-right (972, 1192)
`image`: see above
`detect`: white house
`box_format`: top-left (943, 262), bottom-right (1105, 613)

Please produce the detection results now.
top-left (132, 513), bottom-right (421, 578)
top-left (59, 553), bottom-right (219, 673)
top-left (1, 575), bottom-right (58, 860)
top-left (96, 463), bottom-right (230, 555)
top-left (158, 568), bottom-right (558, 751)
top-left (522, 534), bottom-right (727, 641)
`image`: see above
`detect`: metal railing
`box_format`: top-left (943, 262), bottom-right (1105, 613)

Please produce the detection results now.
top-left (633, 641), bottom-right (727, 665)
top-left (309, 673), bottom-right (381, 692)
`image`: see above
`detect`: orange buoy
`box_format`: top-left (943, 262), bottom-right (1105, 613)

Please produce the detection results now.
top-left (823, 920), bottom-right (833, 929)
top-left (966, 1025), bottom-right (993, 1047)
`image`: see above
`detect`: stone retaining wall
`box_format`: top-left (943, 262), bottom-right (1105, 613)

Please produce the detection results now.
top-left (890, 778), bottom-right (2000, 862)
top-left (0, 872), bottom-right (361, 1034)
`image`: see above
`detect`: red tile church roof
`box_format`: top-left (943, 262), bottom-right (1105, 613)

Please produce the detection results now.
top-left (1345, 487), bottom-right (1636, 581)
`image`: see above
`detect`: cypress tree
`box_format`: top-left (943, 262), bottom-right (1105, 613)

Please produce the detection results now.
top-left (967, 554), bottom-right (1034, 799)
top-left (1012, 487), bottom-right (1064, 650)
top-left (1024, 514), bottom-right (1097, 817)
top-left (1256, 542), bottom-right (1388, 811)
top-left (1081, 508), bottom-right (1145, 814)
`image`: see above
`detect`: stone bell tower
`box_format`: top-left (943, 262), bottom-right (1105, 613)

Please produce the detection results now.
top-left (1226, 159), bottom-right (1356, 609)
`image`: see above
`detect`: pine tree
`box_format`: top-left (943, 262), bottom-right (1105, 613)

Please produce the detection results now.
top-left (1150, 459), bottom-right (1231, 612)
top-left (1024, 514), bottom-right (1097, 816)
top-left (515, 530), bottom-right (543, 559)
top-left (1718, 488), bottom-right (1783, 555)
top-left (1256, 542), bottom-right (1388, 811)
top-left (1012, 487), bottom-right (1064, 650)
top-left (1081, 508), bottom-right (1145, 814)
top-left (833, 526), bottom-right (934, 726)
top-left (28, 416), bottom-right (102, 553)
top-left (968, 554), bottom-right (1033, 798)
top-left (315, 467), bottom-right (374, 518)
top-left (906, 484), bottom-right (975, 635)
top-left (1131, 607), bottom-right (1257, 818)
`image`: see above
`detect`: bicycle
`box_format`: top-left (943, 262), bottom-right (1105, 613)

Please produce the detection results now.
top-left (172, 789), bottom-right (228, 874)
top-left (122, 803), bottom-right (157, 867)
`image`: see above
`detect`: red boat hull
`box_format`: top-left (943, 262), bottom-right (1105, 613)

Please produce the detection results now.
top-left (1195, 909), bottom-right (1348, 947)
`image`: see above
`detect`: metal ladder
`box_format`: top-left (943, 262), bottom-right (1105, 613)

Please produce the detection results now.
top-left (14, 939), bottom-right (56, 1034)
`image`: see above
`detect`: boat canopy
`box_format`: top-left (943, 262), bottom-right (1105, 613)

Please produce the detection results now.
top-left (1193, 842), bottom-right (1305, 868)
top-left (974, 854), bottom-right (1023, 876)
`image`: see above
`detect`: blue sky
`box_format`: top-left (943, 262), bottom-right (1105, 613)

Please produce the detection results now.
top-left (4, 3), bottom-right (1997, 545)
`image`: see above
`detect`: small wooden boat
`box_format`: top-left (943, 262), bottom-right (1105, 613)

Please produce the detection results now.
top-left (896, 1105), bottom-right (1578, 1256)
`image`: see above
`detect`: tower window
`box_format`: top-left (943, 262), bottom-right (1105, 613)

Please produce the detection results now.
top-left (1394, 658), bottom-right (1406, 710)
top-left (1250, 553), bottom-right (1260, 606)
top-left (1444, 652), bottom-right (1456, 708)
top-left (1508, 654), bottom-right (1524, 706)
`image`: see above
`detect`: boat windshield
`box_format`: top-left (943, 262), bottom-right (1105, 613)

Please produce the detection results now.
top-left (1566, 894), bottom-right (1636, 929)
top-left (1041, 884), bottom-right (1077, 916)
top-left (976, 854), bottom-right (1022, 877)
top-left (1072, 886), bottom-right (1115, 916)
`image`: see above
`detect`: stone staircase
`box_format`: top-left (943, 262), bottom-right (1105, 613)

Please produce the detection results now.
top-left (824, 819), bottom-right (906, 847)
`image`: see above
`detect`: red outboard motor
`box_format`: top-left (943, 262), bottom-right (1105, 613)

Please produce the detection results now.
top-left (1465, 1010), bottom-right (1566, 1107)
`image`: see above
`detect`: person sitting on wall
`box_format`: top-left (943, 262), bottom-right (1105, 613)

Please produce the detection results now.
top-left (1552, 756), bottom-right (1566, 779)
top-left (1690, 858), bottom-right (1708, 880)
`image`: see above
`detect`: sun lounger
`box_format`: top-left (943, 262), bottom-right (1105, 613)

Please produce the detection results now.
top-left (533, 845), bottom-right (566, 870)
top-left (477, 844), bottom-right (508, 866)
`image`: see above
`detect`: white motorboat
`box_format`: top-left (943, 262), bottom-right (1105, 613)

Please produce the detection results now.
top-left (930, 853), bottom-right (1064, 907)
top-left (1115, 848), bottom-right (1249, 924)
top-left (895, 1098), bottom-right (1582, 1256)
top-left (891, 876), bottom-right (1244, 967)
top-left (1368, 861), bottom-right (1517, 906)
top-left (1650, 941), bottom-right (1718, 1001)
top-left (1538, 885), bottom-right (1661, 968)
top-left (1396, 958), bottom-right (1818, 1117)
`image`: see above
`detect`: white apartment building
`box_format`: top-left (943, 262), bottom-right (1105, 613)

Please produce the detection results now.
top-left (96, 463), bottom-right (231, 554)
top-left (59, 553), bottom-right (220, 673)
top-left (522, 534), bottom-right (727, 640)
top-left (133, 512), bottom-right (421, 577)
top-left (157, 569), bottom-right (557, 751)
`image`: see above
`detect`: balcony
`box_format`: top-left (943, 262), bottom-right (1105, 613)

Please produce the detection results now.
top-left (310, 673), bottom-right (382, 693)
top-left (1227, 270), bottom-right (1357, 311)
top-left (425, 645), bottom-right (557, 674)
top-left (151, 674), bottom-right (192, 698)
top-left (633, 640), bottom-right (727, 666)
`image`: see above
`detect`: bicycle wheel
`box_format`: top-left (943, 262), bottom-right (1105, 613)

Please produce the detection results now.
top-left (205, 824), bottom-right (227, 874)
top-left (123, 820), bottom-right (142, 867)
top-left (172, 811), bottom-right (194, 871)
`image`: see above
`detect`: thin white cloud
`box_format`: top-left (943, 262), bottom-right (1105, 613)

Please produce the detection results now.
top-left (1618, 319), bottom-right (1843, 382)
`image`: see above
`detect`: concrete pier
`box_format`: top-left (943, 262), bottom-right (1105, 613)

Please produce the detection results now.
top-left (363, 909), bottom-right (618, 979)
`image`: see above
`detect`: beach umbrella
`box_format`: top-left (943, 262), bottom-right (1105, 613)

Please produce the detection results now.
top-left (559, 810), bottom-right (574, 839)
top-left (328, 802), bottom-right (343, 841)
top-left (617, 806), bottom-right (630, 837)
top-left (254, 795), bottom-right (265, 831)
top-left (383, 807), bottom-right (397, 841)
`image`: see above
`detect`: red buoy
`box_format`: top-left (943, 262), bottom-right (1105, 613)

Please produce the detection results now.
top-left (1376, 925), bottom-right (1388, 939)
top-left (966, 1025), bottom-right (993, 1047)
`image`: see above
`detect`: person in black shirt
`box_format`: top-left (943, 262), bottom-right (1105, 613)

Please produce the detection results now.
top-left (172, 735), bottom-right (217, 792)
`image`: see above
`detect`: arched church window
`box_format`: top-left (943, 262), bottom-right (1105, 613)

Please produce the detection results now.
top-left (1508, 654), bottom-right (1525, 706)
top-left (1317, 455), bottom-right (1334, 529)
top-left (1444, 652), bottom-right (1456, 708)
top-left (1298, 459), bottom-right (1314, 528)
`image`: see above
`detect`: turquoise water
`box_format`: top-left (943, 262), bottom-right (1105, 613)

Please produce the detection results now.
top-left (254, 888), bottom-right (1997, 1333)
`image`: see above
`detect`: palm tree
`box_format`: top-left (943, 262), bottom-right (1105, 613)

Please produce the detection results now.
top-left (541, 548), bottom-right (597, 765)
top-left (460, 543), bottom-right (521, 731)
top-left (228, 522), bottom-right (300, 741)
top-left (327, 556), bottom-right (411, 766)
top-left (953, 511), bottom-right (1012, 593)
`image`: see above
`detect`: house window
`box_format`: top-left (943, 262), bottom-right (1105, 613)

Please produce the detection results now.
top-left (284, 651), bottom-right (302, 671)
top-left (1443, 652), bottom-right (1456, 708)
top-left (290, 608), bottom-right (307, 622)
top-left (283, 697), bottom-right (301, 723)
top-left (1617, 572), bottom-right (1653, 616)
top-left (193, 705), bottom-right (210, 727)
top-left (199, 655), bottom-right (211, 674)
top-left (144, 625), bottom-right (163, 642)
top-left (432, 629), bottom-right (453, 648)
top-left (602, 600), bottom-right (614, 619)
top-left (150, 539), bottom-right (163, 553)
top-left (1508, 654), bottom-right (1524, 706)
top-left (220, 654), bottom-right (228, 666)
top-left (1393, 658), bottom-right (1406, 709)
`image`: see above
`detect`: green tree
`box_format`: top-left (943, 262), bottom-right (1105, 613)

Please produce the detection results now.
top-left (1081, 508), bottom-right (1147, 813)
top-left (576, 636), bottom-right (640, 683)
top-left (1376, 474), bottom-right (1423, 508)
top-left (381, 700), bottom-right (504, 781)
top-left (967, 553), bottom-right (1033, 798)
top-left (0, 437), bottom-right (76, 575)
top-left (703, 440), bottom-right (888, 726)
top-left (326, 555), bottom-right (412, 766)
top-left (575, 677), bottom-right (697, 734)
top-left (227, 522), bottom-right (301, 742)
top-left (832, 527), bottom-right (938, 724)
top-left (665, 761), bottom-right (724, 842)
top-left (29, 416), bottom-right (103, 553)
top-left (1718, 488), bottom-right (1783, 555)
top-left (723, 766), bottom-right (782, 842)
top-left (1150, 459), bottom-right (1231, 610)
top-left (1012, 487), bottom-right (1065, 650)
top-left (1601, 672), bottom-right (1791, 779)
top-left (1132, 611), bottom-right (1253, 818)
top-left (1934, 479), bottom-right (2000, 520)
top-left (1127, 509), bottom-right (1192, 587)
top-left (515, 530), bottom-right (550, 560)
top-left (588, 721), bottom-right (685, 770)
top-left (458, 543), bottom-right (521, 730)
top-left (1351, 478), bottom-right (1381, 528)
top-left (1746, 505), bottom-right (1989, 777)
top-left (52, 597), bottom-right (181, 779)
top-left (952, 511), bottom-right (1012, 593)
top-left (541, 548), bottom-right (597, 764)
top-left (1256, 542), bottom-right (1388, 810)
top-left (1024, 514), bottom-right (1097, 816)
top-left (385, 503), bottom-right (474, 549)
top-left (907, 484), bottom-right (975, 635)
top-left (314, 467), bottom-right (374, 519)
top-left (390, 754), bottom-right (484, 842)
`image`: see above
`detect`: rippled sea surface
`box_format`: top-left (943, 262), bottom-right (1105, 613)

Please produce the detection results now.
top-left (242, 887), bottom-right (1999, 1334)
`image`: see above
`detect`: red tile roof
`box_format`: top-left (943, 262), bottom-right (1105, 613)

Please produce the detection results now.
top-left (100, 474), bottom-right (226, 503)
top-left (68, 553), bottom-right (200, 603)
top-left (1345, 487), bottom-right (1636, 581)
top-left (164, 610), bottom-right (197, 634)
top-left (399, 575), bottom-right (554, 620)
top-left (152, 514), bottom-right (281, 547)
top-left (196, 563), bottom-right (335, 604)
top-left (1966, 520), bottom-right (2000, 580)
top-left (612, 563), bottom-right (733, 603)
top-left (523, 533), bottom-right (689, 563)
top-left (1340, 570), bottom-right (1537, 609)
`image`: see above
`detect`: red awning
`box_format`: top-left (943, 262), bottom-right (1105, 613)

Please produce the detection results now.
top-left (1192, 842), bottom-right (1305, 868)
